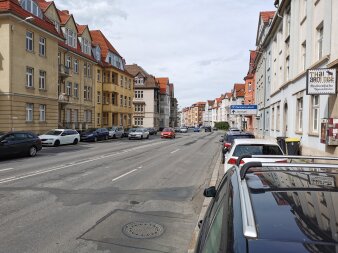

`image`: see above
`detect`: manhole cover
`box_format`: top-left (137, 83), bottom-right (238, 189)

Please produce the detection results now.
top-left (122, 222), bottom-right (164, 239)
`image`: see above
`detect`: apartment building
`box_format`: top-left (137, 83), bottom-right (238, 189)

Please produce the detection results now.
top-left (125, 64), bottom-right (160, 129)
top-left (156, 77), bottom-right (170, 129)
top-left (169, 83), bottom-right (178, 127)
top-left (90, 30), bottom-right (134, 129)
top-left (0, 0), bottom-right (62, 133)
top-left (255, 0), bottom-right (338, 156)
top-left (203, 100), bottom-right (213, 126)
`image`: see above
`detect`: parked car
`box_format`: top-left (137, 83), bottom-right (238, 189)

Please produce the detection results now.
top-left (0, 131), bottom-right (5, 138)
top-left (213, 127), bottom-right (218, 131)
top-left (194, 127), bottom-right (200, 132)
top-left (123, 128), bottom-right (131, 137)
top-left (204, 126), bottom-right (212, 132)
top-left (180, 127), bottom-right (188, 133)
top-left (161, 128), bottom-right (176, 139)
top-left (223, 139), bottom-right (284, 173)
top-left (39, 129), bottom-right (80, 146)
top-left (228, 127), bottom-right (241, 131)
top-left (147, 128), bottom-right (158, 135)
top-left (128, 128), bottom-right (150, 140)
top-left (107, 126), bottom-right (124, 139)
top-left (174, 127), bottom-right (181, 132)
top-left (0, 131), bottom-right (42, 157)
top-left (195, 156), bottom-right (338, 253)
top-left (80, 128), bottom-right (109, 142)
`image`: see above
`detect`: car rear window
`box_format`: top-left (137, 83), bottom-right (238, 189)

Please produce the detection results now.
top-left (163, 128), bottom-right (171, 131)
top-left (233, 144), bottom-right (283, 157)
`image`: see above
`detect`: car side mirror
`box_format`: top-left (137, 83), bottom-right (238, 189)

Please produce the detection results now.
top-left (203, 186), bottom-right (216, 198)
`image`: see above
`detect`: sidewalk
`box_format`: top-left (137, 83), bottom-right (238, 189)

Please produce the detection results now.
top-left (187, 152), bottom-right (222, 253)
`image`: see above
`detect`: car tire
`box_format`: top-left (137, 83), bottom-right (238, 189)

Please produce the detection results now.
top-left (73, 138), bottom-right (78, 145)
top-left (146, 135), bottom-right (149, 139)
top-left (128, 138), bottom-right (131, 140)
top-left (113, 134), bottom-right (116, 139)
top-left (54, 140), bottom-right (60, 147)
top-left (28, 146), bottom-right (37, 157)
top-left (141, 136), bottom-right (143, 140)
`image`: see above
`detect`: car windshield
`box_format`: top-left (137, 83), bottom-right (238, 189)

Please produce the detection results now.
top-left (163, 128), bottom-right (171, 132)
top-left (109, 127), bottom-right (117, 131)
top-left (129, 128), bottom-right (137, 132)
top-left (226, 134), bottom-right (254, 142)
top-left (45, 130), bottom-right (62, 136)
top-left (233, 144), bottom-right (283, 157)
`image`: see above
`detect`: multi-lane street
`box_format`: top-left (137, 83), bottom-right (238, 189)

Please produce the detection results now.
top-left (0, 131), bottom-right (220, 253)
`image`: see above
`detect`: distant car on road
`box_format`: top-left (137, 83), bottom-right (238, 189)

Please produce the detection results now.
top-left (147, 128), bottom-right (157, 135)
top-left (180, 127), bottom-right (188, 133)
top-left (0, 131), bottom-right (42, 157)
top-left (128, 128), bottom-right (150, 140)
top-left (204, 126), bottom-right (212, 132)
top-left (174, 127), bottom-right (181, 132)
top-left (80, 128), bottom-right (109, 142)
top-left (161, 128), bottom-right (176, 139)
top-left (108, 126), bottom-right (124, 139)
top-left (39, 129), bottom-right (80, 146)
top-left (213, 127), bottom-right (218, 131)
top-left (228, 127), bottom-right (241, 132)
top-left (193, 127), bottom-right (200, 132)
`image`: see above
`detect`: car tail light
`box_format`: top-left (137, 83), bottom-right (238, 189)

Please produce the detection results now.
top-left (228, 158), bottom-right (244, 165)
top-left (224, 142), bottom-right (231, 148)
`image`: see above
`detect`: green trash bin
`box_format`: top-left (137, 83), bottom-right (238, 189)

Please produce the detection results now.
top-left (285, 137), bottom-right (301, 155)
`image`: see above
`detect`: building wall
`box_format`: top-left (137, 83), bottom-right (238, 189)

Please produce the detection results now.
top-left (0, 17), bottom-right (59, 133)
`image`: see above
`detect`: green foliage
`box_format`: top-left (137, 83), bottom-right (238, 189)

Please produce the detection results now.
top-left (214, 122), bottom-right (230, 130)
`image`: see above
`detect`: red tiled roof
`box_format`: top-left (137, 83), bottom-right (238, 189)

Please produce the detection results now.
top-left (233, 83), bottom-right (245, 97)
top-left (207, 100), bottom-right (214, 106)
top-left (156, 77), bottom-right (169, 95)
top-left (226, 92), bottom-right (232, 98)
top-left (90, 30), bottom-right (122, 59)
top-left (260, 11), bottom-right (275, 24)
top-left (58, 40), bottom-right (96, 62)
top-left (0, 0), bottom-right (63, 39)
top-left (57, 9), bottom-right (71, 25)
top-left (35, 0), bottom-right (52, 11)
top-left (77, 24), bottom-right (87, 35)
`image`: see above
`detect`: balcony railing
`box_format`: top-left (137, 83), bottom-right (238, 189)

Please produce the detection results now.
top-left (58, 64), bottom-right (71, 77)
top-left (58, 93), bottom-right (70, 103)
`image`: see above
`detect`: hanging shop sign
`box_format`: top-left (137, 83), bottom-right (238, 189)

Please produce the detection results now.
top-left (306, 68), bottom-right (337, 95)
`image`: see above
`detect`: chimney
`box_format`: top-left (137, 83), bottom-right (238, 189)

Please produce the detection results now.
top-left (62, 10), bottom-right (70, 15)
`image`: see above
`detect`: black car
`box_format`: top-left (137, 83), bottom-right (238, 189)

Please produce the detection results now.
top-left (80, 128), bottom-right (109, 142)
top-left (195, 155), bottom-right (338, 253)
top-left (204, 126), bottom-right (212, 132)
top-left (0, 131), bottom-right (42, 157)
top-left (147, 128), bottom-right (157, 135)
top-left (221, 131), bottom-right (255, 163)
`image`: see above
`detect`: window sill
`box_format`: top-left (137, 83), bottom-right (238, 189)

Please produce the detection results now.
top-left (295, 130), bottom-right (303, 135)
top-left (26, 50), bottom-right (35, 54)
top-left (26, 86), bottom-right (35, 90)
top-left (25, 121), bottom-right (34, 124)
top-left (308, 132), bottom-right (319, 137)
top-left (39, 54), bottom-right (46, 58)
top-left (39, 89), bottom-right (47, 92)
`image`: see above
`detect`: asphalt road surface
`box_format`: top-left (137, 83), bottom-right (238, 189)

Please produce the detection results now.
top-left (0, 131), bottom-right (220, 253)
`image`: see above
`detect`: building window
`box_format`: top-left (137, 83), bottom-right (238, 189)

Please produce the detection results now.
top-left (120, 95), bottom-right (123, 107)
top-left (311, 95), bottom-right (320, 133)
top-left (97, 113), bottom-right (101, 125)
top-left (74, 83), bottom-right (78, 98)
top-left (84, 86), bottom-right (87, 100)
top-left (26, 67), bottom-right (34, 87)
top-left (248, 82), bottom-right (252, 92)
top-left (128, 114), bottom-right (131, 126)
top-left (39, 104), bottom-right (46, 122)
top-left (297, 97), bottom-right (303, 131)
top-left (73, 59), bottom-right (78, 73)
top-left (112, 93), bottom-right (116, 105)
top-left (285, 8), bottom-right (291, 38)
top-left (134, 117), bottom-right (143, 126)
top-left (135, 104), bottom-right (144, 112)
top-left (97, 92), bottom-right (101, 104)
top-left (128, 79), bottom-right (131, 89)
top-left (301, 41), bottom-right (306, 71)
top-left (39, 70), bottom-right (46, 90)
top-left (120, 76), bottom-right (123, 86)
top-left (120, 114), bottom-right (123, 125)
top-left (66, 82), bottom-right (72, 96)
top-left (87, 64), bottom-right (91, 78)
top-left (124, 77), bottom-right (127, 88)
top-left (82, 38), bottom-right (91, 55)
top-left (135, 90), bottom-right (143, 99)
top-left (26, 31), bottom-right (33, 52)
top-left (124, 96), bottom-right (127, 107)
top-left (271, 107), bottom-right (275, 130)
top-left (276, 105), bottom-right (280, 131)
top-left (73, 109), bottom-right (78, 123)
top-left (85, 110), bottom-right (92, 123)
top-left (317, 25), bottom-right (323, 60)
top-left (97, 70), bottom-right (101, 82)
top-left (66, 55), bottom-right (71, 69)
top-left (26, 103), bottom-right (33, 122)
top-left (285, 56), bottom-right (290, 81)
top-left (39, 37), bottom-right (46, 56)
top-left (128, 97), bottom-right (131, 107)
top-left (66, 28), bottom-right (77, 48)
top-left (84, 63), bottom-right (87, 77)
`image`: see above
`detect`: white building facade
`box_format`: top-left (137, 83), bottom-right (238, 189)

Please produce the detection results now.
top-left (255, 0), bottom-right (338, 156)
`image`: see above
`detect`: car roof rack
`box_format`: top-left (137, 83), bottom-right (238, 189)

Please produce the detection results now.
top-left (236, 155), bottom-right (338, 167)
top-left (240, 161), bottom-right (338, 180)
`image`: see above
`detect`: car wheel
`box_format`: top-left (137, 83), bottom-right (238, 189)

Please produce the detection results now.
top-left (128, 137), bottom-right (131, 140)
top-left (112, 134), bottom-right (116, 139)
top-left (94, 137), bottom-right (98, 142)
top-left (54, 140), bottom-right (60, 147)
top-left (28, 146), bottom-right (37, 157)
top-left (146, 134), bottom-right (149, 139)
top-left (141, 136), bottom-right (143, 140)
top-left (73, 138), bottom-right (78, 145)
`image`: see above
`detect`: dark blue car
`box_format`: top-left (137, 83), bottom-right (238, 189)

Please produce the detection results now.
top-left (80, 128), bottom-right (109, 142)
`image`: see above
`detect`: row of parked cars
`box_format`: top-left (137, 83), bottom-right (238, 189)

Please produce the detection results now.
top-left (195, 128), bottom-right (338, 253)
top-left (0, 127), bottom-right (159, 158)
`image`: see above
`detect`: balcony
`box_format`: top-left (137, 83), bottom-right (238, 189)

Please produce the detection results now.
top-left (58, 64), bottom-right (71, 78)
top-left (58, 93), bottom-right (69, 104)
top-left (103, 83), bottom-right (117, 93)
top-left (103, 103), bottom-right (119, 112)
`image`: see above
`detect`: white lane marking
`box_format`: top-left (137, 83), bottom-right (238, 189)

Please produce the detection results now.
top-left (0, 168), bottom-right (14, 172)
top-left (171, 149), bottom-right (180, 154)
top-left (0, 141), bottom-right (163, 185)
top-left (112, 169), bottom-right (138, 182)
top-left (138, 166), bottom-right (143, 169)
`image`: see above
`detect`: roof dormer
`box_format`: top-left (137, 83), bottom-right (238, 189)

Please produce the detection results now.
top-left (20, 0), bottom-right (43, 19)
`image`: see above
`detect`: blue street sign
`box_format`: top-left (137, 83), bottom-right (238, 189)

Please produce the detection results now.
top-left (230, 105), bottom-right (258, 115)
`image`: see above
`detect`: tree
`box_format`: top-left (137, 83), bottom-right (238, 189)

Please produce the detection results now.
top-left (214, 122), bottom-right (230, 130)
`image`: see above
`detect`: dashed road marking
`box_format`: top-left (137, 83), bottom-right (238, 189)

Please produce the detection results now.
top-left (171, 149), bottom-right (180, 154)
top-left (0, 168), bottom-right (14, 172)
top-left (112, 169), bottom-right (138, 182)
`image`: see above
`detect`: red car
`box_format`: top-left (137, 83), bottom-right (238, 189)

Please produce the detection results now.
top-left (161, 128), bottom-right (176, 139)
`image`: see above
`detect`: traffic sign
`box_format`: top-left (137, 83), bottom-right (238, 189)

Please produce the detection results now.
top-left (230, 105), bottom-right (258, 115)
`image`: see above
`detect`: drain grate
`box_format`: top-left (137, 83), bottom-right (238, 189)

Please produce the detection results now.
top-left (122, 222), bottom-right (164, 239)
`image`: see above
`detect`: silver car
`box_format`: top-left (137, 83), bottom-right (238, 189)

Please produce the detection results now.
top-left (108, 126), bottom-right (124, 139)
top-left (128, 128), bottom-right (150, 140)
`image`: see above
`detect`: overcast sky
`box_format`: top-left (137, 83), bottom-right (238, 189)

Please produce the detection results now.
top-left (54, 0), bottom-right (275, 109)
